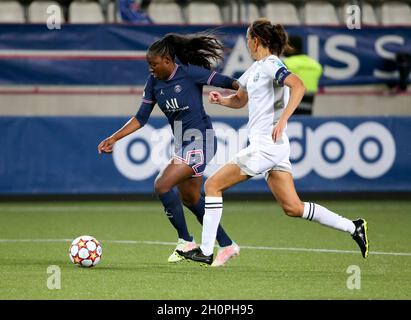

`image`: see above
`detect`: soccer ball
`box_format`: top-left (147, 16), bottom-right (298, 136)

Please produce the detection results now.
top-left (69, 235), bottom-right (102, 267)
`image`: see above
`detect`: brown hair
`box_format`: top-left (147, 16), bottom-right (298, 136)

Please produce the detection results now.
top-left (248, 19), bottom-right (293, 56)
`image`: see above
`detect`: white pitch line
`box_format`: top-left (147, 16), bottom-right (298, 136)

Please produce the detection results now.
top-left (0, 206), bottom-right (158, 212)
top-left (0, 238), bottom-right (410, 257)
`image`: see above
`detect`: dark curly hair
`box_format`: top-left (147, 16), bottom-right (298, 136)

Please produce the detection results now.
top-left (147, 33), bottom-right (224, 70)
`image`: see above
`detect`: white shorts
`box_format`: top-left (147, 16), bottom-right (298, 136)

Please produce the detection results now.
top-left (230, 134), bottom-right (292, 180)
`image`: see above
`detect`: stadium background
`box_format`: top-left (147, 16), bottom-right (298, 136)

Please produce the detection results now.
top-left (0, 0), bottom-right (410, 301)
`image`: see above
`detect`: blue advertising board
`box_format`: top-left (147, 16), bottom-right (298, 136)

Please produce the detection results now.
top-left (0, 24), bottom-right (410, 86)
top-left (1, 116), bottom-right (410, 195)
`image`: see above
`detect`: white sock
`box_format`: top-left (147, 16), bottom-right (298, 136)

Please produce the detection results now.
top-left (303, 202), bottom-right (355, 234)
top-left (200, 196), bottom-right (223, 256)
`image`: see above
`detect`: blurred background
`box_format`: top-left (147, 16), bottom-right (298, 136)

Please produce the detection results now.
top-left (0, 0), bottom-right (410, 198)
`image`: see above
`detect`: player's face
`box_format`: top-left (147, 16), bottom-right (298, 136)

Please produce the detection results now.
top-left (146, 54), bottom-right (174, 80)
top-left (246, 28), bottom-right (258, 60)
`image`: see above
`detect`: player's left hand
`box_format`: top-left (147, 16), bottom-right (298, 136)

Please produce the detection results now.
top-left (272, 119), bottom-right (286, 143)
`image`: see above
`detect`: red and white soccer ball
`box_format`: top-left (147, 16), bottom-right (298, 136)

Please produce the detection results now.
top-left (69, 235), bottom-right (102, 267)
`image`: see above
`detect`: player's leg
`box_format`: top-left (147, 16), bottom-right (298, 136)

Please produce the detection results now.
top-left (178, 176), bottom-right (239, 266)
top-left (266, 170), bottom-right (369, 258)
top-left (154, 159), bottom-right (196, 248)
top-left (177, 163), bottom-right (248, 265)
top-left (178, 177), bottom-right (233, 248)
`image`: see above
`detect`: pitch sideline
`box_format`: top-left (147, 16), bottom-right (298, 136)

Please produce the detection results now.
top-left (0, 238), bottom-right (410, 257)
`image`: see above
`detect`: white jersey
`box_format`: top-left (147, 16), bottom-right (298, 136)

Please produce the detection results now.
top-left (238, 55), bottom-right (291, 138)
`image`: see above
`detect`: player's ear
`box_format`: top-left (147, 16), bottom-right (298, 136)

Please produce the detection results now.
top-left (163, 55), bottom-right (172, 65)
top-left (253, 36), bottom-right (260, 48)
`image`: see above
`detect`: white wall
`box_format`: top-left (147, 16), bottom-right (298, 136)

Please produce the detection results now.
top-left (0, 85), bottom-right (410, 116)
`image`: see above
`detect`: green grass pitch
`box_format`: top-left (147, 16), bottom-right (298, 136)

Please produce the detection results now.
top-left (0, 200), bottom-right (410, 300)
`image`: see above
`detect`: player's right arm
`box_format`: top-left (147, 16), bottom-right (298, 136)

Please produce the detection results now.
top-left (98, 76), bottom-right (156, 154)
top-left (208, 66), bottom-right (250, 109)
top-left (208, 89), bottom-right (248, 109)
top-left (97, 117), bottom-right (142, 154)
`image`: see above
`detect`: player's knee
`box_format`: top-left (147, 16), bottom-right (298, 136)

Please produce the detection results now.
top-left (154, 178), bottom-right (171, 195)
top-left (281, 201), bottom-right (303, 217)
top-left (204, 178), bottom-right (221, 195)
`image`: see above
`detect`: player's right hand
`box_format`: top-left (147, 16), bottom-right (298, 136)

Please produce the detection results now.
top-left (98, 137), bottom-right (116, 154)
top-left (209, 91), bottom-right (222, 104)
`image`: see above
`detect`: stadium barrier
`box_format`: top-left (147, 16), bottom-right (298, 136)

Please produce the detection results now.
top-left (1, 116), bottom-right (410, 195)
top-left (0, 24), bottom-right (410, 86)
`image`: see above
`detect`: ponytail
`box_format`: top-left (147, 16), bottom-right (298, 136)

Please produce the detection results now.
top-left (249, 19), bottom-right (293, 56)
top-left (271, 24), bottom-right (293, 56)
top-left (148, 33), bottom-right (224, 69)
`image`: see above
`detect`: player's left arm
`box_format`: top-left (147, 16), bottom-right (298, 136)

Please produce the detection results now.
top-left (272, 73), bottom-right (305, 142)
top-left (208, 72), bottom-right (239, 90)
top-left (262, 58), bottom-right (305, 142)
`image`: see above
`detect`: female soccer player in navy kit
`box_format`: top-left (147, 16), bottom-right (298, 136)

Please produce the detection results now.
top-left (98, 33), bottom-right (240, 265)
top-left (179, 19), bottom-right (369, 265)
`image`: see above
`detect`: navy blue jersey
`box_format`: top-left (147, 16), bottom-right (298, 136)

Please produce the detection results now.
top-left (135, 64), bottom-right (235, 135)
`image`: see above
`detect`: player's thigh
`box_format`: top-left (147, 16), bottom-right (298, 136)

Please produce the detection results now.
top-left (177, 176), bottom-right (203, 206)
top-left (154, 160), bottom-right (195, 193)
top-left (266, 170), bottom-right (304, 217)
top-left (205, 163), bottom-right (250, 195)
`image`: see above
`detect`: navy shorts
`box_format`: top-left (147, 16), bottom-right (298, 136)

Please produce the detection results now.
top-left (173, 131), bottom-right (217, 177)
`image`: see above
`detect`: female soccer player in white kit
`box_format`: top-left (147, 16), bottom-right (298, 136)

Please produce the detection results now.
top-left (178, 19), bottom-right (369, 266)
